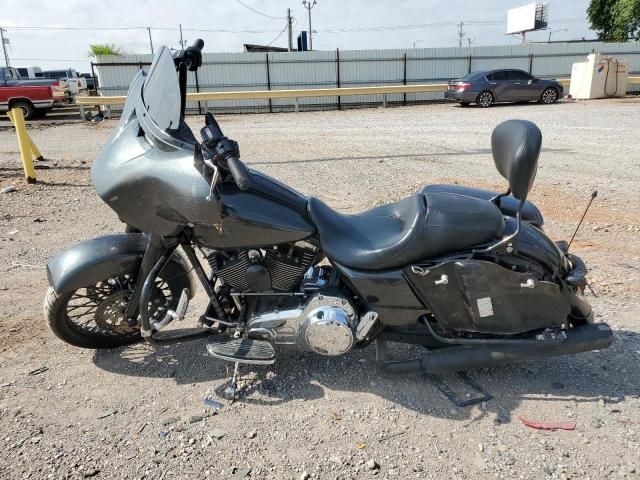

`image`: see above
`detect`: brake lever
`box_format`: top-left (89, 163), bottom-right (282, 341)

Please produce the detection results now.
top-left (204, 158), bottom-right (220, 202)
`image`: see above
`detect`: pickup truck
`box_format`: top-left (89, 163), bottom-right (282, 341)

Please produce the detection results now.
top-left (2, 66), bottom-right (68, 102)
top-left (1, 84), bottom-right (65, 120)
top-left (42, 69), bottom-right (88, 95)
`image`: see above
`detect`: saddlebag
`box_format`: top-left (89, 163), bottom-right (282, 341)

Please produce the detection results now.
top-left (405, 259), bottom-right (570, 335)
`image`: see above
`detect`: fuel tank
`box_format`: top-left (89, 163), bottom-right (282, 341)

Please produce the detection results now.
top-left (193, 171), bottom-right (315, 249)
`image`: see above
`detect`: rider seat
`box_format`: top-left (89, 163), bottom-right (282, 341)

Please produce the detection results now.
top-left (308, 191), bottom-right (505, 270)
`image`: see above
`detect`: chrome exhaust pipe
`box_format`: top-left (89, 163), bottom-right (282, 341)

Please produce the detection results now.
top-left (376, 323), bottom-right (613, 375)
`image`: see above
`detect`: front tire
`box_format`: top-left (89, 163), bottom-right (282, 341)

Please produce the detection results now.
top-left (44, 266), bottom-right (188, 349)
top-left (476, 91), bottom-right (494, 108)
top-left (540, 87), bottom-right (559, 104)
top-left (10, 100), bottom-right (36, 120)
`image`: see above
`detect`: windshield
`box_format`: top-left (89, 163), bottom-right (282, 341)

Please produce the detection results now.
top-left (142, 46), bottom-right (181, 131)
top-left (131, 45), bottom-right (196, 149)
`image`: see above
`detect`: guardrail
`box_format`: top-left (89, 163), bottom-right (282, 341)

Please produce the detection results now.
top-left (74, 76), bottom-right (640, 118)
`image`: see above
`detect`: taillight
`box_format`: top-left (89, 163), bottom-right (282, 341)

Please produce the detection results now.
top-left (457, 83), bottom-right (471, 92)
top-left (52, 81), bottom-right (60, 86)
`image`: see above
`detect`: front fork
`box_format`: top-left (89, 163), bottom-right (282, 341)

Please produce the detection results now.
top-left (124, 233), bottom-right (227, 345)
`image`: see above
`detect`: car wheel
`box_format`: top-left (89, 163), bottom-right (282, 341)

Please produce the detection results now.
top-left (10, 100), bottom-right (36, 120)
top-left (540, 87), bottom-right (559, 104)
top-left (476, 91), bottom-right (494, 108)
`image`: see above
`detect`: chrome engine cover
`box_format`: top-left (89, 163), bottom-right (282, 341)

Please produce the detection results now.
top-left (247, 291), bottom-right (356, 356)
top-left (300, 294), bottom-right (356, 356)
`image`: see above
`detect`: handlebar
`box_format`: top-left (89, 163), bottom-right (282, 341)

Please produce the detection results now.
top-left (226, 156), bottom-right (251, 191)
top-left (200, 112), bottom-right (251, 191)
top-left (174, 38), bottom-right (204, 72)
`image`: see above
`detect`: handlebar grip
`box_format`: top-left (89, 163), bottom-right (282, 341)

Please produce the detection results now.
top-left (226, 156), bottom-right (251, 191)
top-left (192, 39), bottom-right (204, 51)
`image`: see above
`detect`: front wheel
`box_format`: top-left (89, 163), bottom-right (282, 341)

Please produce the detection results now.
top-left (540, 87), bottom-right (559, 104)
top-left (10, 100), bottom-right (36, 120)
top-left (44, 268), bottom-right (187, 349)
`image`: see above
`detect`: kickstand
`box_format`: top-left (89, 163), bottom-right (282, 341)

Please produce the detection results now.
top-left (427, 371), bottom-right (492, 408)
top-left (224, 362), bottom-right (240, 403)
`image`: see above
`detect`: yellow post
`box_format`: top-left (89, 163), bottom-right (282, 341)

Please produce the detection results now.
top-left (7, 111), bottom-right (44, 161)
top-left (8, 108), bottom-right (37, 183)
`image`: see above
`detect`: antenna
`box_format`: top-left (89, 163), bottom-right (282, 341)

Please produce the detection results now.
top-left (567, 190), bottom-right (597, 251)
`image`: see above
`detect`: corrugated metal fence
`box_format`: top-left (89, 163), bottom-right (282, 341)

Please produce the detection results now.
top-left (94, 41), bottom-right (640, 114)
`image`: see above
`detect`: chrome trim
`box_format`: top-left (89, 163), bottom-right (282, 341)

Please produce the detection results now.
top-left (356, 311), bottom-right (378, 341)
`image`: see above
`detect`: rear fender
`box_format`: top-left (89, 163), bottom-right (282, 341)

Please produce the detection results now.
top-left (46, 233), bottom-right (196, 296)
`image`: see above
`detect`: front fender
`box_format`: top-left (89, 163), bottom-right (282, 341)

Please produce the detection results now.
top-left (46, 233), bottom-right (196, 296)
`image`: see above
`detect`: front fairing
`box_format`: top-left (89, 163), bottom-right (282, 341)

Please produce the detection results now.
top-left (90, 47), bottom-right (219, 235)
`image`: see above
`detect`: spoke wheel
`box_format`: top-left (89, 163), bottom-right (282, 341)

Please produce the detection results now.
top-left (44, 266), bottom-right (188, 349)
top-left (541, 88), bottom-right (558, 104)
top-left (64, 275), bottom-right (172, 338)
top-left (477, 91), bottom-right (494, 108)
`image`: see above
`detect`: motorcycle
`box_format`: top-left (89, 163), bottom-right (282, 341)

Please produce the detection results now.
top-left (44, 40), bottom-right (612, 397)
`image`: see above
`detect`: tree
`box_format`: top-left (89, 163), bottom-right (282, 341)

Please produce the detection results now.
top-left (88, 44), bottom-right (125, 57)
top-left (588, 0), bottom-right (640, 41)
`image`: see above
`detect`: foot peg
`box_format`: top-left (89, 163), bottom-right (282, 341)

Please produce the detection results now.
top-left (206, 337), bottom-right (276, 365)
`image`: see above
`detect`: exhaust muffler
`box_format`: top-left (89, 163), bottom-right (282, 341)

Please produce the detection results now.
top-left (376, 323), bottom-right (613, 375)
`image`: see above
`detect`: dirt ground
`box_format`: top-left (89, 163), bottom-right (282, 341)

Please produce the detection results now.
top-left (1, 99), bottom-right (639, 480)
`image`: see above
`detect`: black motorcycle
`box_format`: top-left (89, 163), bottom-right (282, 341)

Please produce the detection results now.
top-left (44, 41), bottom-right (612, 396)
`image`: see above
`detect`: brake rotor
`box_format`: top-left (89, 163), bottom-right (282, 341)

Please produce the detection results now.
top-left (94, 290), bottom-right (138, 335)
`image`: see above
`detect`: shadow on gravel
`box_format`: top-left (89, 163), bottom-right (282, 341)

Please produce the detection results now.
top-left (93, 328), bottom-right (640, 421)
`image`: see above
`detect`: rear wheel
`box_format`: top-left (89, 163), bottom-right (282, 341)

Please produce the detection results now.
top-left (44, 267), bottom-right (187, 349)
top-left (476, 91), bottom-right (494, 108)
top-left (10, 100), bottom-right (36, 120)
top-left (540, 87), bottom-right (559, 104)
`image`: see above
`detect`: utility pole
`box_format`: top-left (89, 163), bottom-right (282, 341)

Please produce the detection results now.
top-left (287, 8), bottom-right (293, 52)
top-left (548, 28), bottom-right (568, 43)
top-left (147, 27), bottom-right (154, 54)
top-left (0, 28), bottom-right (10, 67)
top-left (457, 22), bottom-right (465, 48)
top-left (302, 0), bottom-right (317, 50)
top-left (179, 23), bottom-right (184, 49)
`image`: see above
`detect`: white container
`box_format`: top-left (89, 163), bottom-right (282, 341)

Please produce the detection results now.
top-left (570, 53), bottom-right (629, 99)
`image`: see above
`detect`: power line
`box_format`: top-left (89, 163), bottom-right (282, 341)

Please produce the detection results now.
top-left (266, 21), bottom-right (289, 46)
top-left (0, 17), bottom-right (588, 35)
top-left (233, 0), bottom-right (285, 20)
top-left (142, 0), bottom-right (164, 24)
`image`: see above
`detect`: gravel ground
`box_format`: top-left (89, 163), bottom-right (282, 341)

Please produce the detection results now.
top-left (1, 99), bottom-right (639, 480)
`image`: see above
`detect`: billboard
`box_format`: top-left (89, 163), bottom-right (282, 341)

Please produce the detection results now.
top-left (507, 3), bottom-right (548, 34)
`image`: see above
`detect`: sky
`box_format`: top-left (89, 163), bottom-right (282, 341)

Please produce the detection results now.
top-left (0, 0), bottom-right (595, 72)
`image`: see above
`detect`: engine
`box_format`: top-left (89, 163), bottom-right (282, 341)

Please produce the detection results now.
top-left (246, 288), bottom-right (358, 356)
top-left (205, 244), bottom-right (360, 356)
top-left (206, 242), bottom-right (317, 292)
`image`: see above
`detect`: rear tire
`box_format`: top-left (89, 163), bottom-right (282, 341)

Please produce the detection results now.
top-left (10, 100), bottom-right (36, 120)
top-left (476, 91), bottom-right (494, 108)
top-left (540, 87), bottom-right (559, 104)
